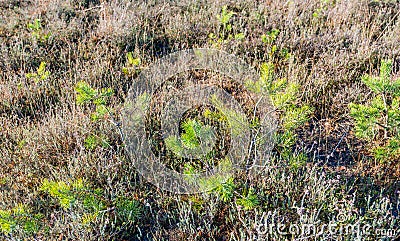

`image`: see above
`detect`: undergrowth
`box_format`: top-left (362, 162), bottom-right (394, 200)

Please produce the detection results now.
top-left (0, 0), bottom-right (399, 240)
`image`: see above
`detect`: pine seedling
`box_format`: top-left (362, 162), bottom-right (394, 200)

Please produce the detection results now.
top-left (207, 176), bottom-right (236, 202)
top-left (209, 6), bottom-right (245, 46)
top-left (84, 134), bottom-right (110, 150)
top-left (114, 197), bottom-right (142, 223)
top-left (75, 81), bottom-right (113, 106)
top-left (40, 179), bottom-right (107, 226)
top-left (236, 189), bottom-right (260, 210)
top-left (122, 52), bottom-right (141, 76)
top-left (261, 29), bottom-right (291, 61)
top-left (26, 61), bottom-right (50, 83)
top-left (0, 204), bottom-right (42, 235)
top-left (75, 81), bottom-right (114, 149)
top-left (40, 179), bottom-right (80, 209)
top-left (75, 81), bottom-right (114, 122)
top-left (27, 19), bottom-right (51, 42)
top-left (349, 59), bottom-right (400, 163)
top-left (165, 119), bottom-right (215, 158)
top-left (246, 61), bottom-right (313, 167)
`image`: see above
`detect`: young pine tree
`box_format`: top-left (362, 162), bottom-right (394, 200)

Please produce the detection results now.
top-left (349, 59), bottom-right (400, 163)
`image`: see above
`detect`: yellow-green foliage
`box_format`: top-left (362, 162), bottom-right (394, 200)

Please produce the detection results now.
top-left (204, 176), bottom-right (236, 202)
top-left (0, 204), bottom-right (42, 235)
top-left (75, 80), bottom-right (113, 122)
top-left (165, 119), bottom-right (215, 158)
top-left (209, 6), bottom-right (245, 46)
top-left (40, 179), bottom-right (85, 209)
top-left (236, 189), bottom-right (259, 210)
top-left (40, 179), bottom-right (141, 226)
top-left (75, 81), bottom-right (113, 106)
top-left (26, 61), bottom-right (50, 84)
top-left (40, 179), bottom-right (105, 212)
top-left (40, 179), bottom-right (105, 226)
top-left (84, 134), bottom-right (110, 150)
top-left (246, 60), bottom-right (313, 167)
top-left (183, 159), bottom-right (236, 202)
top-left (122, 52), bottom-right (141, 76)
top-left (261, 29), bottom-right (280, 45)
top-left (208, 95), bottom-right (248, 136)
top-left (75, 81), bottom-right (114, 149)
top-left (115, 197), bottom-right (142, 223)
top-left (27, 19), bottom-right (51, 42)
top-left (349, 59), bottom-right (400, 163)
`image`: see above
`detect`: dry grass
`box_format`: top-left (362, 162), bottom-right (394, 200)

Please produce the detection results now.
top-left (0, 0), bottom-right (399, 240)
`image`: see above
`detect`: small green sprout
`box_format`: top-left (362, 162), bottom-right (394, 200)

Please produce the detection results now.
top-left (26, 61), bottom-right (50, 83)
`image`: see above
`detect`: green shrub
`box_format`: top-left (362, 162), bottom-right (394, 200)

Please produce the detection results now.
top-left (27, 19), bottom-right (51, 42)
top-left (260, 29), bottom-right (291, 61)
top-left (349, 59), bottom-right (400, 163)
top-left (208, 6), bottom-right (245, 46)
top-left (40, 179), bottom-right (107, 227)
top-left (26, 61), bottom-right (50, 84)
top-left (122, 52), bottom-right (141, 76)
top-left (84, 134), bottom-right (110, 150)
top-left (115, 197), bottom-right (142, 223)
top-left (40, 179), bottom-right (86, 209)
top-left (0, 204), bottom-right (42, 235)
top-left (75, 81), bottom-right (113, 107)
top-left (75, 81), bottom-right (114, 149)
top-left (205, 176), bottom-right (236, 202)
top-left (40, 179), bottom-right (142, 227)
top-left (261, 29), bottom-right (280, 45)
top-left (165, 119), bottom-right (215, 158)
top-left (236, 189), bottom-right (259, 210)
top-left (246, 61), bottom-right (313, 167)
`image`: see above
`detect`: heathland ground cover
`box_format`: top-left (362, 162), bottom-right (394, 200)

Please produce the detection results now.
top-left (0, 0), bottom-right (399, 240)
